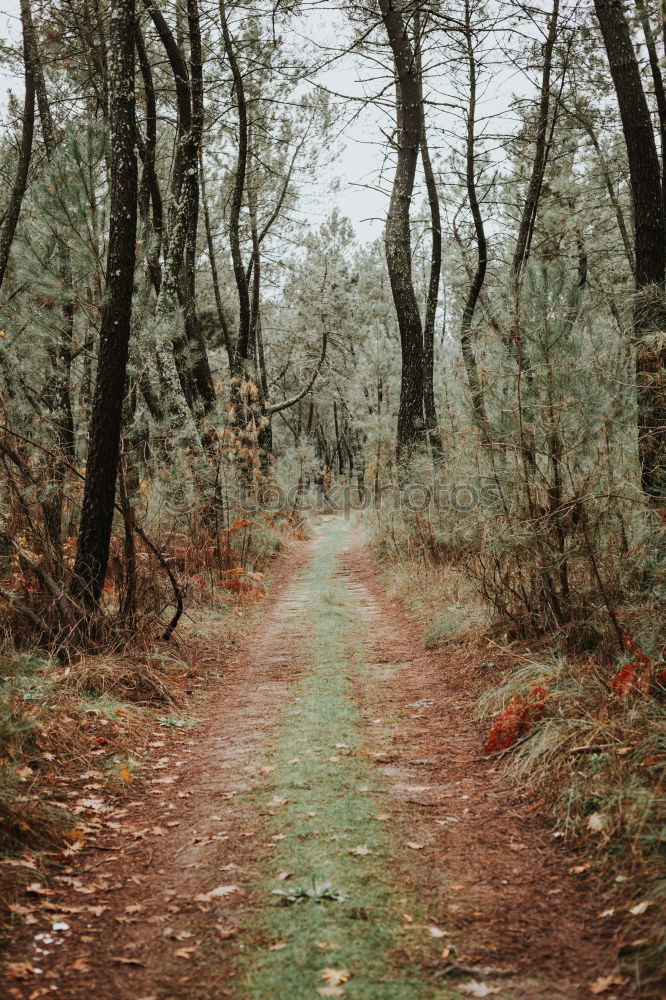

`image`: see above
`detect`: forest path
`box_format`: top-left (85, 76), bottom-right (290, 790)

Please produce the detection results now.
top-left (4, 517), bottom-right (622, 1000)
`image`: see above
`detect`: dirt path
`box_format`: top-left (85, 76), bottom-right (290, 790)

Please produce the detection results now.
top-left (3, 517), bottom-right (625, 1000)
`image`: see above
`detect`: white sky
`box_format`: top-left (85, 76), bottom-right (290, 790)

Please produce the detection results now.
top-left (0, 0), bottom-right (535, 243)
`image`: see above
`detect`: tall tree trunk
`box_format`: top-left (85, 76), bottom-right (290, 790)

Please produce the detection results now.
top-left (219, 0), bottom-right (251, 378)
top-left (459, 1), bottom-right (489, 431)
top-left (414, 11), bottom-right (444, 458)
top-left (513, 0), bottom-right (560, 278)
top-left (595, 0), bottom-right (666, 497)
top-left (71, 0), bottom-right (137, 608)
top-left (635, 0), bottom-right (666, 217)
top-left (33, 12), bottom-right (76, 560)
top-left (378, 0), bottom-right (425, 463)
top-left (143, 0), bottom-right (214, 418)
top-left (0, 0), bottom-right (36, 292)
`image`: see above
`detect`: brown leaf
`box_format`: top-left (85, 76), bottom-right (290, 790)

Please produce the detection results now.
top-left (216, 926), bottom-right (239, 940)
top-left (25, 883), bottom-right (53, 896)
top-left (321, 969), bottom-right (351, 986)
top-left (406, 841), bottom-right (425, 850)
top-left (589, 974), bottom-right (625, 994)
top-left (5, 961), bottom-right (37, 980)
top-left (174, 946), bottom-right (199, 960)
top-left (111, 956), bottom-right (145, 966)
top-left (268, 941), bottom-right (288, 951)
top-left (70, 957), bottom-right (91, 973)
top-left (316, 989), bottom-right (345, 998)
top-left (195, 884), bottom-right (238, 903)
top-left (347, 845), bottom-right (370, 856)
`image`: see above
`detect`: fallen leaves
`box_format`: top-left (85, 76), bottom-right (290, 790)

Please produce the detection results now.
top-left (406, 841), bottom-right (425, 850)
top-left (347, 845), bottom-right (370, 856)
top-left (216, 926), bottom-right (239, 940)
top-left (320, 968), bottom-right (351, 986)
top-left (4, 961), bottom-right (38, 981)
top-left (458, 983), bottom-right (501, 997)
top-left (174, 945), bottom-right (199, 960)
top-left (589, 973), bottom-right (626, 994)
top-left (628, 900), bottom-right (651, 916)
top-left (194, 884), bottom-right (239, 903)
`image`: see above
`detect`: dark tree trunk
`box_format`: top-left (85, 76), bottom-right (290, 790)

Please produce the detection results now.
top-left (136, 26), bottom-right (163, 294)
top-left (635, 0), bottom-right (666, 218)
top-left (378, 0), bottom-right (425, 463)
top-left (414, 11), bottom-right (443, 458)
top-left (459, 1), bottom-right (489, 431)
top-left (513, 0), bottom-right (559, 278)
top-left (143, 0), bottom-right (215, 417)
top-left (219, 0), bottom-right (251, 378)
top-left (595, 0), bottom-right (666, 497)
top-left (71, 0), bottom-right (137, 607)
top-left (0, 0), bottom-right (36, 292)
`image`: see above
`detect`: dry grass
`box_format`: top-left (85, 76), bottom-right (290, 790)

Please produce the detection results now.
top-left (373, 531), bottom-right (666, 994)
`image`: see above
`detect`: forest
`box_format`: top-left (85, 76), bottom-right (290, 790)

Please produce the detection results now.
top-left (0, 0), bottom-right (664, 997)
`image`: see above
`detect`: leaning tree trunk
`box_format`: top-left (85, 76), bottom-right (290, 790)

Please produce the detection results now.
top-left (378, 0), bottom-right (425, 464)
top-left (0, 0), bottom-right (36, 292)
top-left (594, 0), bottom-right (666, 498)
top-left (71, 0), bottom-right (137, 608)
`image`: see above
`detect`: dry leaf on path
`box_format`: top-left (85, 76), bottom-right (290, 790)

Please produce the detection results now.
top-left (174, 945), bottom-right (199, 960)
top-left (589, 974), bottom-right (625, 994)
top-left (321, 969), bottom-right (351, 986)
top-left (316, 989), bottom-right (345, 998)
top-left (5, 961), bottom-right (37, 980)
top-left (629, 901), bottom-right (651, 915)
top-left (216, 926), bottom-right (239, 939)
top-left (428, 926), bottom-right (446, 938)
top-left (195, 884), bottom-right (239, 902)
top-left (586, 813), bottom-right (604, 833)
top-left (406, 841), bottom-right (425, 850)
top-left (268, 941), bottom-right (288, 951)
top-left (458, 983), bottom-right (501, 997)
top-left (347, 845), bottom-right (370, 856)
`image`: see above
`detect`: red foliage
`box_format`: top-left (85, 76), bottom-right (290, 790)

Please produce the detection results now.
top-left (610, 637), bottom-right (653, 696)
top-left (483, 685), bottom-right (548, 754)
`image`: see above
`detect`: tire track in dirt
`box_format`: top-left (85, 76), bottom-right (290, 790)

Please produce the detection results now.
top-left (2, 534), bottom-right (322, 1000)
top-left (338, 524), bottom-right (628, 1000)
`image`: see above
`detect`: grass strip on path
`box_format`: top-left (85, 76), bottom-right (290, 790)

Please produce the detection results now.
top-left (241, 519), bottom-right (459, 1000)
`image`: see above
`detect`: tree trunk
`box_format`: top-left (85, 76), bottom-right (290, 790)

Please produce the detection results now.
top-left (0, 0), bottom-right (36, 292)
top-left (378, 0), bottom-right (425, 463)
top-left (459, 1), bottom-right (489, 432)
top-left (513, 0), bottom-right (559, 278)
top-left (219, 0), bottom-right (251, 378)
top-left (71, 0), bottom-right (137, 607)
top-left (414, 11), bottom-right (443, 458)
top-left (594, 0), bottom-right (666, 496)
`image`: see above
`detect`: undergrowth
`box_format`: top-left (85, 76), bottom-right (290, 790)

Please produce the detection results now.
top-left (373, 521), bottom-right (666, 994)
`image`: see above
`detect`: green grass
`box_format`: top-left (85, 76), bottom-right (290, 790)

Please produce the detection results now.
top-left (241, 520), bottom-right (459, 1000)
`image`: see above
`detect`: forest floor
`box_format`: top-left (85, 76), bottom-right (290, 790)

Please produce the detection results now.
top-left (1, 516), bottom-right (631, 1000)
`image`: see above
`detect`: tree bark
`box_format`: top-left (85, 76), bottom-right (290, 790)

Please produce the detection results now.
top-left (0, 0), bottom-right (36, 292)
top-left (459, 2), bottom-right (489, 431)
top-left (219, 0), bottom-right (251, 377)
top-left (512, 0), bottom-right (559, 278)
top-left (414, 11), bottom-right (443, 458)
top-left (71, 0), bottom-right (137, 607)
top-left (378, 0), bottom-right (425, 463)
top-left (594, 0), bottom-right (666, 497)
